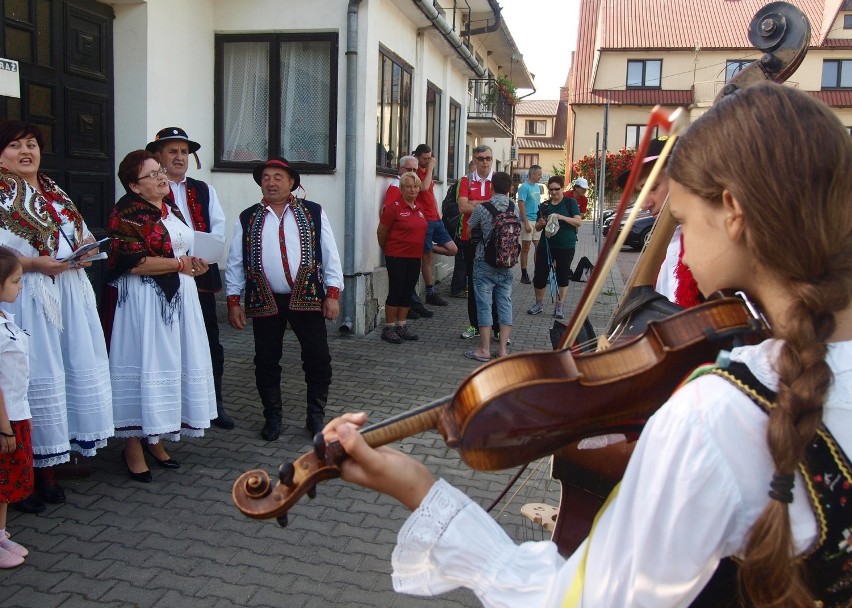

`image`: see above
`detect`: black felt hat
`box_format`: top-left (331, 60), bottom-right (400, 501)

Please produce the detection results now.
top-left (616, 136), bottom-right (670, 189)
top-left (145, 127), bottom-right (201, 154)
top-left (252, 157), bottom-right (300, 190)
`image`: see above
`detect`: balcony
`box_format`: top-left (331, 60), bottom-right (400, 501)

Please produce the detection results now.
top-left (467, 78), bottom-right (515, 139)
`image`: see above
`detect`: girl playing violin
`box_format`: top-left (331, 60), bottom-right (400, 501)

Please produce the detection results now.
top-left (323, 82), bottom-right (852, 607)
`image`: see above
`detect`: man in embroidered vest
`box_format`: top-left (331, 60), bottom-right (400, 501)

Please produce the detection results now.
top-left (147, 127), bottom-right (235, 430)
top-left (225, 157), bottom-right (343, 441)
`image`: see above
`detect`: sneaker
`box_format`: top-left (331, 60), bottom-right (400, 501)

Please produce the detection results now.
top-left (449, 290), bottom-right (466, 299)
top-left (407, 308), bottom-right (421, 320)
top-left (395, 324), bottom-right (419, 341)
top-left (553, 305), bottom-right (564, 320)
top-left (381, 326), bottom-right (403, 344)
top-left (492, 332), bottom-right (513, 345)
top-left (520, 270), bottom-right (531, 284)
top-left (527, 302), bottom-right (544, 315)
top-left (0, 547), bottom-right (23, 569)
top-left (425, 292), bottom-right (448, 306)
top-left (460, 325), bottom-right (479, 339)
top-left (0, 533), bottom-right (27, 558)
top-left (410, 302), bottom-right (434, 318)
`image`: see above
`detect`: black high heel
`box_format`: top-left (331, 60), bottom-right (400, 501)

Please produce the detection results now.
top-left (142, 441), bottom-right (180, 469)
top-left (122, 449), bottom-right (152, 483)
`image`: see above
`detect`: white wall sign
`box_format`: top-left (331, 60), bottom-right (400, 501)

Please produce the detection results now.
top-left (0, 59), bottom-right (20, 98)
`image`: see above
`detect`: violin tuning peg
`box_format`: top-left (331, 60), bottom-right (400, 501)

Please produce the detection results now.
top-left (278, 462), bottom-right (295, 487)
top-left (307, 486), bottom-right (317, 500)
top-left (313, 433), bottom-right (326, 461)
top-left (276, 513), bottom-right (289, 528)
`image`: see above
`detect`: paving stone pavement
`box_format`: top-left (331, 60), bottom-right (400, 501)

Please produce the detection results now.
top-left (5, 222), bottom-right (631, 608)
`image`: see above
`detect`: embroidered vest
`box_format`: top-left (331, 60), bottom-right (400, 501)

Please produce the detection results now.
top-left (691, 361), bottom-right (852, 607)
top-left (166, 177), bottom-right (222, 292)
top-left (238, 198), bottom-right (326, 317)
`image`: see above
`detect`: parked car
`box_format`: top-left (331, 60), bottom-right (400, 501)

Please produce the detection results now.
top-left (604, 212), bottom-right (655, 250)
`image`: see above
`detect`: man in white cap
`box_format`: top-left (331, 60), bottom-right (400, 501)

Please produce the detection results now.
top-left (571, 177), bottom-right (589, 216)
top-left (146, 127), bottom-right (234, 430)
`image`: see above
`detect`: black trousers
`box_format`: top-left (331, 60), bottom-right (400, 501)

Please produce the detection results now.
top-left (198, 291), bottom-right (224, 381)
top-left (251, 294), bottom-right (332, 397)
top-left (461, 240), bottom-right (499, 332)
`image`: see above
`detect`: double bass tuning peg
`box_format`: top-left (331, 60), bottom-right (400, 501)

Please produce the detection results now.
top-left (278, 462), bottom-right (295, 487)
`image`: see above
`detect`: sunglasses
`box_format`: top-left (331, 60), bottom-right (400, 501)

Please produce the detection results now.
top-left (548, 187), bottom-right (562, 192)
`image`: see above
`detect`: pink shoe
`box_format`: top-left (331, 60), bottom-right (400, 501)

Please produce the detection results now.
top-left (0, 532), bottom-right (27, 557)
top-left (0, 546), bottom-right (24, 568)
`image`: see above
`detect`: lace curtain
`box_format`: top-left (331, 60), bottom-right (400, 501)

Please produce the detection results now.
top-left (222, 42), bottom-right (270, 162)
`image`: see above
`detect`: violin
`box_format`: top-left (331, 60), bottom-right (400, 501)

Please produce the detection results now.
top-left (233, 294), bottom-right (766, 522)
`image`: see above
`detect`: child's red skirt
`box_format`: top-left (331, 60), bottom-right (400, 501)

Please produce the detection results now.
top-left (0, 420), bottom-right (34, 503)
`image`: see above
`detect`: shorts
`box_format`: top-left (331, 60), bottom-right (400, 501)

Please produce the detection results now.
top-left (425, 220), bottom-right (453, 253)
top-left (521, 224), bottom-right (542, 242)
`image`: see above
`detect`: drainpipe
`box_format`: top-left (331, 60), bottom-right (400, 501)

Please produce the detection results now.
top-left (467, 0), bottom-right (502, 35)
top-left (412, 0), bottom-right (486, 77)
top-left (340, 0), bottom-right (364, 333)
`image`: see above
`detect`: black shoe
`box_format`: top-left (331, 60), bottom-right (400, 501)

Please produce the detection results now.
top-left (12, 495), bottom-right (45, 514)
top-left (426, 292), bottom-right (448, 306)
top-left (449, 290), bottom-right (466, 299)
top-left (142, 442), bottom-right (180, 469)
top-left (410, 302), bottom-right (434, 318)
top-left (406, 308), bottom-right (420, 320)
top-left (35, 468), bottom-right (66, 504)
top-left (520, 271), bottom-right (531, 284)
top-left (261, 418), bottom-right (281, 441)
top-left (306, 412), bottom-right (324, 438)
top-left (212, 410), bottom-right (235, 430)
top-left (123, 449), bottom-right (152, 483)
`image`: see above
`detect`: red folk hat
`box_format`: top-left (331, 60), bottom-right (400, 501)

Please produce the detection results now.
top-left (252, 157), bottom-right (300, 190)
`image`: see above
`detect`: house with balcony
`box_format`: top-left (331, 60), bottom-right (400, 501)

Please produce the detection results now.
top-left (566, 0), bottom-right (852, 184)
top-left (512, 98), bottom-right (569, 185)
top-left (0, 0), bottom-right (533, 334)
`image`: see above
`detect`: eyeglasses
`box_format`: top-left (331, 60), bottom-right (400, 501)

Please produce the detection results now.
top-left (401, 166), bottom-right (417, 172)
top-left (475, 156), bottom-right (492, 162)
top-left (137, 167), bottom-right (167, 181)
top-left (548, 187), bottom-right (562, 192)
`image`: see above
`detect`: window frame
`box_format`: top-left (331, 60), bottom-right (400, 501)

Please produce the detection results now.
top-left (517, 153), bottom-right (539, 169)
top-left (376, 46), bottom-right (413, 175)
top-left (213, 32), bottom-right (339, 173)
top-left (725, 59), bottom-right (751, 81)
top-left (844, 14), bottom-right (852, 29)
top-left (625, 124), bottom-right (659, 150)
top-left (425, 81), bottom-right (442, 181)
top-left (525, 119), bottom-right (546, 136)
top-left (626, 59), bottom-right (662, 89)
top-left (821, 59), bottom-right (852, 90)
top-left (447, 98), bottom-right (461, 180)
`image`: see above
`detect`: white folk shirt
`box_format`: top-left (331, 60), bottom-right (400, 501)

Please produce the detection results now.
top-left (225, 202), bottom-right (343, 297)
top-left (0, 312), bottom-right (30, 422)
top-left (391, 338), bottom-right (852, 607)
top-left (167, 178), bottom-right (227, 254)
top-left (655, 224), bottom-right (682, 304)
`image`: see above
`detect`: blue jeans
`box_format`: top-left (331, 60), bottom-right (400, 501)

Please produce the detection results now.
top-left (472, 259), bottom-right (513, 328)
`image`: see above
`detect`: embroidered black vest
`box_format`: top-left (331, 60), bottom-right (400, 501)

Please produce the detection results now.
top-left (691, 361), bottom-right (852, 607)
top-left (166, 177), bottom-right (222, 293)
top-left (238, 198), bottom-right (326, 317)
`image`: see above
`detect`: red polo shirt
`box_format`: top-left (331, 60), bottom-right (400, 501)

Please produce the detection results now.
top-left (380, 200), bottom-right (428, 258)
top-left (458, 171), bottom-right (493, 240)
top-left (415, 166), bottom-right (440, 221)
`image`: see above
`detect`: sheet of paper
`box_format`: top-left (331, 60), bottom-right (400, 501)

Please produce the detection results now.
top-left (59, 237), bottom-right (111, 263)
top-left (192, 231), bottom-right (226, 264)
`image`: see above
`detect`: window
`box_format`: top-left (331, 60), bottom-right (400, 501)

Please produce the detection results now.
top-left (847, 126), bottom-right (852, 135)
top-left (525, 120), bottom-right (546, 136)
top-left (822, 60), bottom-right (852, 89)
top-left (844, 14), bottom-right (852, 29)
top-left (517, 153), bottom-right (539, 169)
top-left (215, 33), bottom-right (338, 171)
top-left (377, 48), bottom-right (412, 172)
top-left (425, 82), bottom-right (442, 178)
top-left (625, 124), bottom-right (659, 150)
top-left (447, 99), bottom-right (461, 179)
top-left (725, 60), bottom-right (751, 81)
top-left (626, 59), bottom-right (662, 88)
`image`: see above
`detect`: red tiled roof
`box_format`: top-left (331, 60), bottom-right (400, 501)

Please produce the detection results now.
top-left (823, 38), bottom-right (852, 47)
top-left (516, 137), bottom-right (565, 149)
top-left (570, 0), bottom-right (848, 107)
top-left (808, 89), bottom-right (852, 106)
top-left (516, 99), bottom-right (559, 116)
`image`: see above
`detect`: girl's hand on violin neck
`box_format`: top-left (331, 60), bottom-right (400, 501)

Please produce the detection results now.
top-left (325, 412), bottom-right (435, 511)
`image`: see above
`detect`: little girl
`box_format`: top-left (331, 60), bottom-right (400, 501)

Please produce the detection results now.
top-left (0, 247), bottom-right (33, 567)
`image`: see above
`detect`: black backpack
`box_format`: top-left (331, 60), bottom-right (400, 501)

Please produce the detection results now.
top-left (441, 182), bottom-right (461, 239)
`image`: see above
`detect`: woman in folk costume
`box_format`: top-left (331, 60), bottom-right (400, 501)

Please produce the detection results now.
top-left (0, 120), bottom-right (112, 513)
top-left (105, 150), bottom-right (215, 482)
top-left (617, 135), bottom-right (702, 309)
top-left (321, 83), bottom-right (852, 607)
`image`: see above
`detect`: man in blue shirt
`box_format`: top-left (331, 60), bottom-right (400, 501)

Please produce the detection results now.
top-left (515, 165), bottom-right (542, 284)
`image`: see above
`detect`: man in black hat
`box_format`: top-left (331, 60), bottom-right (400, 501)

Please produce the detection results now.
top-left (224, 157), bottom-right (342, 441)
top-left (146, 127), bottom-right (235, 429)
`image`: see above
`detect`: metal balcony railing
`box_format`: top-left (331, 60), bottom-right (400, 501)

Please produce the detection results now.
top-left (467, 78), bottom-right (515, 132)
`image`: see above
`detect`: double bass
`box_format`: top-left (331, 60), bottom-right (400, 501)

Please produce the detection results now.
top-left (231, 2), bottom-right (809, 548)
